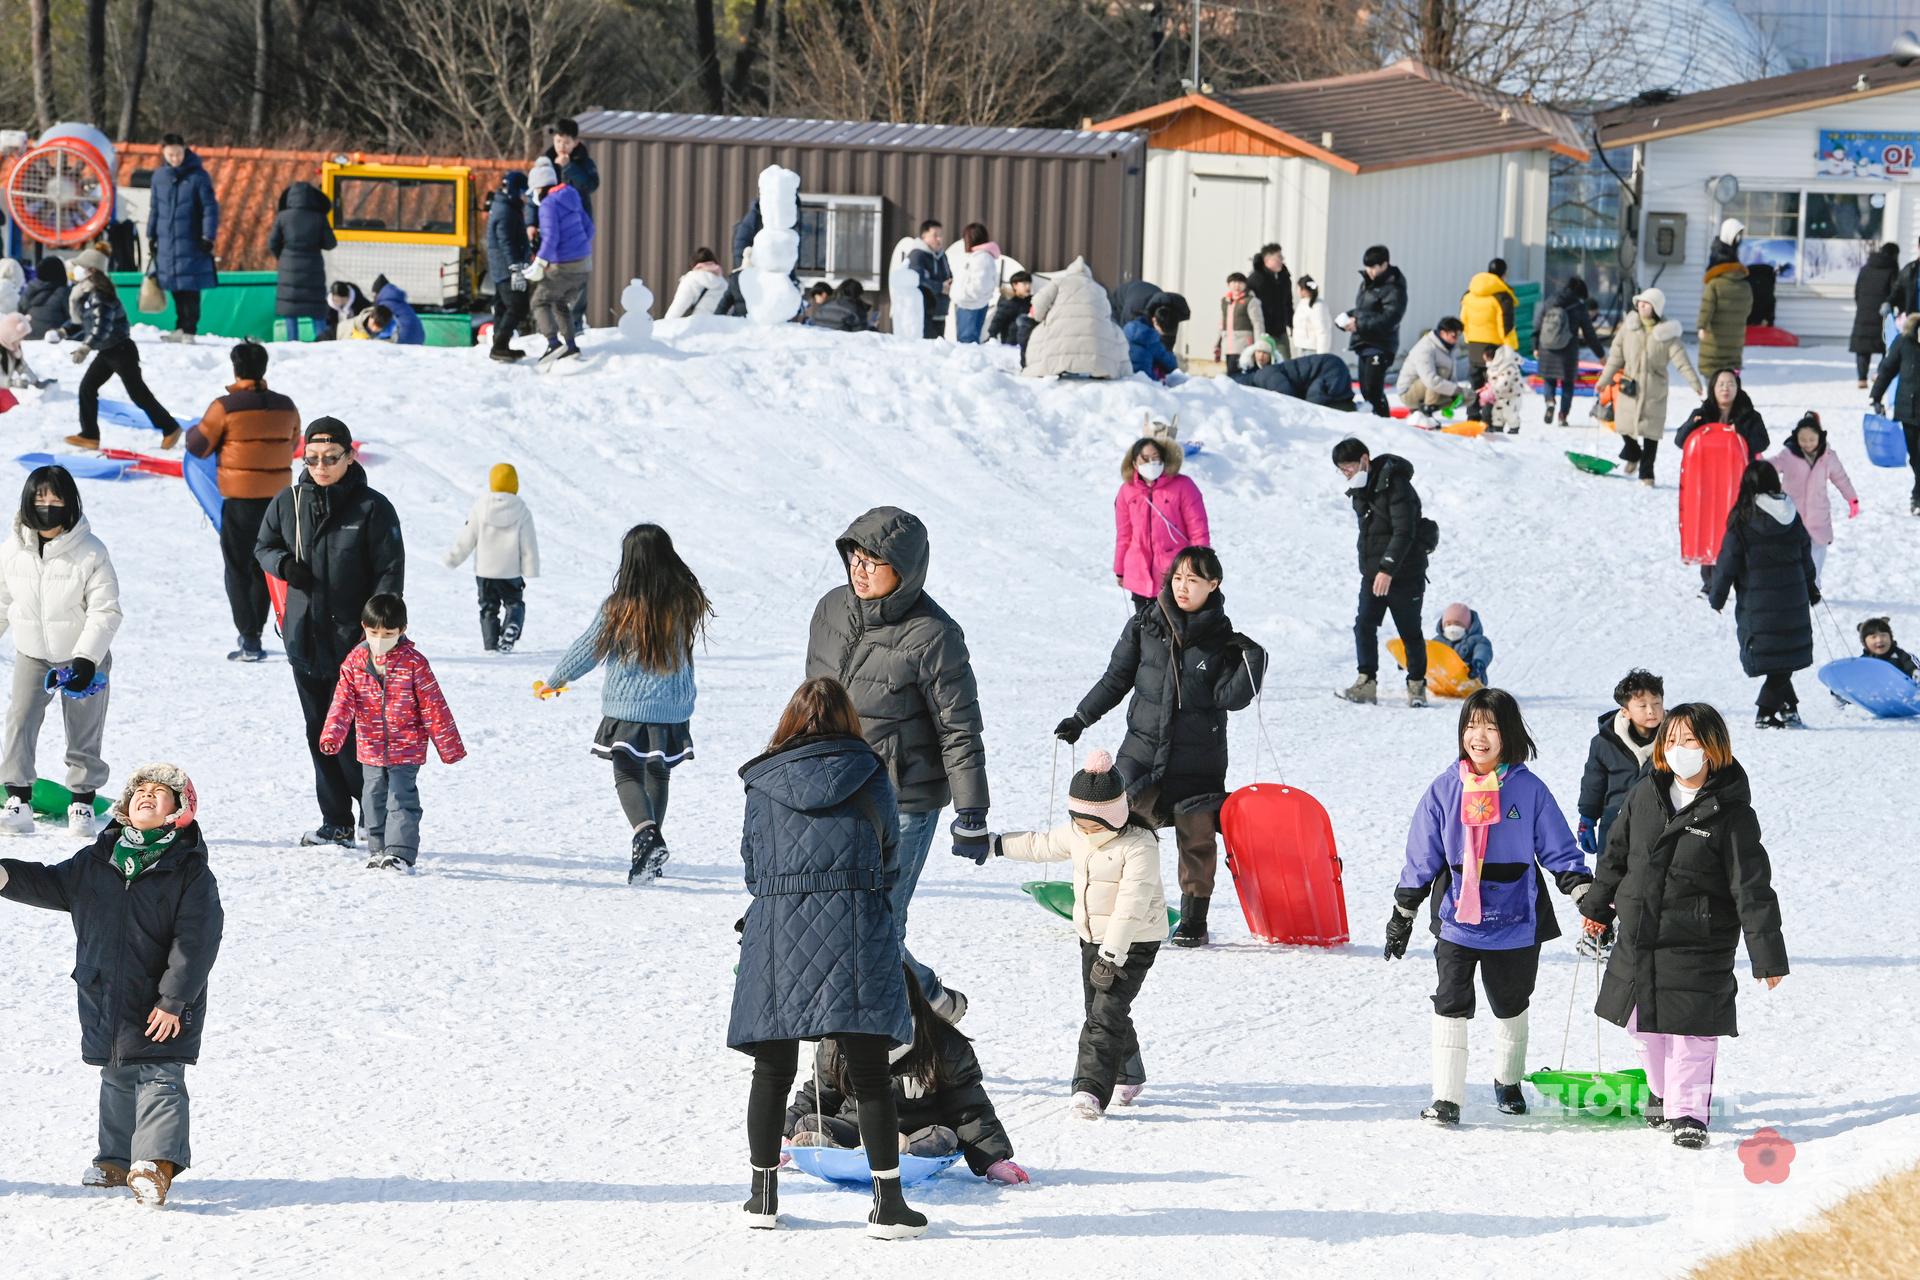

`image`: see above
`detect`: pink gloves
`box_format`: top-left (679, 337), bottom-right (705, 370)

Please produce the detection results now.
top-left (984, 1160), bottom-right (1030, 1184)
top-left (1848, 498), bottom-right (1861, 519)
top-left (1477, 384), bottom-right (1497, 406)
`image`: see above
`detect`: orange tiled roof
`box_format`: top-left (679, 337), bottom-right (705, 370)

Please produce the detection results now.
top-left (115, 143), bottom-right (517, 271)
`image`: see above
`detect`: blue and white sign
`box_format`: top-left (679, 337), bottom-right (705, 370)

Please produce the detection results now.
top-left (1817, 130), bottom-right (1919, 179)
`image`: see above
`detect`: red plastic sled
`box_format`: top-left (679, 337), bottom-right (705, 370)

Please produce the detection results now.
top-left (1220, 783), bottom-right (1349, 946)
top-left (1678, 424), bottom-right (1750, 566)
top-left (1745, 325), bottom-right (1798, 348)
top-left (266, 573), bottom-right (289, 633)
top-left (98, 448), bottom-right (184, 478)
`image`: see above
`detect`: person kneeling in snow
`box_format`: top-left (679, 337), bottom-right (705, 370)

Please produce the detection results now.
top-left (786, 965), bottom-right (1027, 1183)
top-left (318, 593), bottom-right (466, 872)
top-left (1385, 689), bottom-right (1592, 1126)
top-left (1394, 317), bottom-right (1465, 428)
top-left (1858, 616), bottom-right (1917, 677)
top-left (1435, 602), bottom-right (1493, 690)
top-left (1, 763), bottom-right (221, 1207)
top-left (1234, 351), bottom-right (1356, 410)
top-left (982, 749), bottom-right (1168, 1120)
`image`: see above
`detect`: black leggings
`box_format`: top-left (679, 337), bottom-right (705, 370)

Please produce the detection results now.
top-left (1541, 378), bottom-right (1575, 418)
top-left (172, 290), bottom-right (202, 335)
top-left (1857, 352), bottom-right (1873, 382)
top-left (748, 1036), bottom-right (898, 1171)
top-left (613, 754), bottom-right (671, 831)
top-left (1758, 672), bottom-right (1799, 713)
top-left (1618, 436), bottom-right (1659, 481)
top-left (77, 342), bottom-right (179, 441)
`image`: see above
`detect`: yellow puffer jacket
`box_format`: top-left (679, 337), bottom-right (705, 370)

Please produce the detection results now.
top-left (1459, 272), bottom-right (1518, 348)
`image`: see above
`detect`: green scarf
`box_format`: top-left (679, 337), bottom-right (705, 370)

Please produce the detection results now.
top-left (109, 824), bottom-right (178, 884)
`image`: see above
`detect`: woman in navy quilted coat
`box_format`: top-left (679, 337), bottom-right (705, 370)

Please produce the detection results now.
top-left (728, 677), bottom-right (926, 1239)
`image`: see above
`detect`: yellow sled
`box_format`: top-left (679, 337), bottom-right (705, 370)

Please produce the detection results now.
top-left (1386, 639), bottom-right (1478, 699)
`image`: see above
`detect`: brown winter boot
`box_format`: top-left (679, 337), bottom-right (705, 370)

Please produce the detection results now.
top-left (82, 1160), bottom-right (128, 1188)
top-left (128, 1159), bottom-right (176, 1207)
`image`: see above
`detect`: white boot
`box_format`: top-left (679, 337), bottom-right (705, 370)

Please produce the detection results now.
top-left (68, 801), bottom-right (98, 839)
top-left (0, 796), bottom-right (34, 835)
top-left (1432, 1014), bottom-right (1469, 1106)
top-left (1493, 1011), bottom-right (1529, 1087)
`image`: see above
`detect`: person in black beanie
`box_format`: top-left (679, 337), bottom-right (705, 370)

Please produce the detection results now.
top-left (255, 418), bottom-right (404, 846)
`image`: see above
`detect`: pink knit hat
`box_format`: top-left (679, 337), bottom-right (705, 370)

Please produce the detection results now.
top-left (1442, 602), bottom-right (1472, 629)
top-left (1067, 749), bottom-right (1132, 832)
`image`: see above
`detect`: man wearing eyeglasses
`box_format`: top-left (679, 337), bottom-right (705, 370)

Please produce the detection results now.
top-left (255, 417), bottom-right (405, 848)
top-left (806, 507), bottom-right (990, 1025)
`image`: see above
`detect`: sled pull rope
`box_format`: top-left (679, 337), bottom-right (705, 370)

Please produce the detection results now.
top-left (1557, 950), bottom-right (1583, 1072)
top-left (1817, 599), bottom-right (1849, 662)
top-left (1242, 648), bottom-right (1282, 785)
top-left (1593, 950), bottom-right (1605, 1073)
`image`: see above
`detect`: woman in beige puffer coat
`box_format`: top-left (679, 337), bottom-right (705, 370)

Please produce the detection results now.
top-left (1598, 287), bottom-right (1703, 484)
top-left (1022, 258), bottom-right (1132, 380)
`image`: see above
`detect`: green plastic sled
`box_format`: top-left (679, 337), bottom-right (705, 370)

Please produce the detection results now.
top-left (1567, 451), bottom-right (1618, 476)
top-left (31, 779), bottom-right (112, 818)
top-left (1526, 1067), bottom-right (1648, 1119)
top-left (1020, 880), bottom-right (1181, 930)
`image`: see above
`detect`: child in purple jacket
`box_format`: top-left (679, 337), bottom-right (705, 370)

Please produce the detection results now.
top-left (1384, 688), bottom-right (1592, 1126)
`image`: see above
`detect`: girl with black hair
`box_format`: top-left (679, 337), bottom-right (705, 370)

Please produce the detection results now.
top-left (541, 523), bottom-right (713, 882)
top-left (786, 966), bottom-right (1026, 1181)
top-left (1768, 411), bottom-right (1858, 587)
top-left (58, 249), bottom-right (181, 450)
top-left (1386, 688), bottom-right (1592, 1126)
top-left (1707, 461), bottom-right (1819, 728)
top-left (987, 748), bottom-right (1167, 1119)
top-left (1056, 545), bottom-right (1266, 949)
top-left (0, 466), bottom-right (123, 837)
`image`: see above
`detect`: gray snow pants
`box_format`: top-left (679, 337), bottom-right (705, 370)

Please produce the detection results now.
top-left (2, 652), bottom-right (112, 794)
top-left (533, 259), bottom-right (591, 346)
top-left (362, 763), bottom-right (422, 865)
top-left (98, 1061), bottom-right (191, 1171)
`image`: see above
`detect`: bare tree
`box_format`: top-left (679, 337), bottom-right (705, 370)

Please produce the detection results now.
top-left (693, 0), bottom-right (724, 113)
top-left (85, 0), bottom-right (110, 124)
top-left (250, 0), bottom-right (273, 136)
top-left (117, 0), bottom-right (159, 140)
top-left (29, 0), bottom-right (54, 132)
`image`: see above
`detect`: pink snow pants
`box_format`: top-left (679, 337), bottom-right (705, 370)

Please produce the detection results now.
top-left (1627, 1008), bottom-right (1719, 1125)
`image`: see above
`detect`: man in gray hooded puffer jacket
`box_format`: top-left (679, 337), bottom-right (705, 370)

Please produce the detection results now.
top-left (806, 507), bottom-right (990, 1022)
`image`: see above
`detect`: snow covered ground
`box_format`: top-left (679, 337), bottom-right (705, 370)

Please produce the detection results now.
top-left (0, 320), bottom-right (1915, 1278)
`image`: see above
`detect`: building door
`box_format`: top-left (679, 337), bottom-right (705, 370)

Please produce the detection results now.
top-left (1180, 174), bottom-right (1269, 362)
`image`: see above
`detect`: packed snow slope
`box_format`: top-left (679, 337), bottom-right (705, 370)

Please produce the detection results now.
top-left (1, 321), bottom-right (1916, 1279)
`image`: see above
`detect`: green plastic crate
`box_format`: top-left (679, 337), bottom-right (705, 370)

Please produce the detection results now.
top-left (1512, 281), bottom-right (1541, 357)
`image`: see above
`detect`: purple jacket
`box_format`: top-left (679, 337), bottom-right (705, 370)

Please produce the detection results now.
top-left (1397, 763), bottom-right (1590, 950)
top-left (536, 184), bottom-right (595, 265)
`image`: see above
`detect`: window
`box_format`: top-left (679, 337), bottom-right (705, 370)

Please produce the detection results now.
top-left (796, 194), bottom-right (882, 286)
top-left (1723, 188), bottom-right (1886, 286)
top-left (334, 175), bottom-right (460, 236)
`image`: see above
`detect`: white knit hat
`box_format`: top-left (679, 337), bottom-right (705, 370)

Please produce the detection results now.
top-left (1718, 217), bottom-right (1745, 244)
top-left (1632, 286), bottom-right (1667, 316)
top-left (527, 157), bottom-right (559, 193)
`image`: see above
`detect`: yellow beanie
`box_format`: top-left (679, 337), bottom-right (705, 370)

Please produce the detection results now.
top-left (489, 463), bottom-right (519, 494)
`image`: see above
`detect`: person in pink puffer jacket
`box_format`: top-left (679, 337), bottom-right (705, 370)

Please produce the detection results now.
top-left (1113, 431), bottom-right (1209, 610)
top-left (1768, 411), bottom-right (1858, 585)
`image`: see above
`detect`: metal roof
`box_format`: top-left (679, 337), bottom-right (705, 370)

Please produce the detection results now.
top-left (1595, 53), bottom-right (1920, 148)
top-left (573, 110), bottom-right (1140, 160)
top-left (1211, 61), bottom-right (1587, 172)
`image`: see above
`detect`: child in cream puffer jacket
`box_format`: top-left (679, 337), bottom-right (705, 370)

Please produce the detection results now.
top-left (445, 463), bottom-right (539, 653)
top-left (981, 748), bottom-right (1168, 1120)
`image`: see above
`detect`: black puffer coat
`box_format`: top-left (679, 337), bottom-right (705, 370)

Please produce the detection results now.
top-left (1532, 285), bottom-right (1606, 384)
top-left (268, 181), bottom-right (337, 319)
top-left (1248, 254), bottom-right (1292, 340)
top-left (1871, 314), bottom-right (1920, 424)
top-left (1073, 586), bottom-right (1266, 798)
top-left (787, 1024), bottom-right (1013, 1175)
top-left (1236, 353), bottom-right (1354, 408)
top-left (255, 462), bottom-right (405, 677)
top-left (1348, 265), bottom-right (1408, 355)
top-left (2, 823), bottom-right (223, 1065)
top-left (805, 508), bottom-right (989, 815)
top-left (1577, 710), bottom-right (1654, 842)
top-left (1112, 281), bottom-right (1191, 332)
top-left (1707, 497), bottom-right (1817, 678)
top-left (1348, 453), bottom-right (1429, 583)
top-left (1675, 387), bottom-right (1769, 459)
top-left (22, 259), bottom-right (71, 339)
top-left (1580, 762), bottom-right (1787, 1036)
top-left (1850, 245), bottom-right (1899, 356)
top-left (727, 734), bottom-right (911, 1051)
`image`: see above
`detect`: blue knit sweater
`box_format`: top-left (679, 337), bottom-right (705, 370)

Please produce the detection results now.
top-left (547, 621), bottom-right (696, 724)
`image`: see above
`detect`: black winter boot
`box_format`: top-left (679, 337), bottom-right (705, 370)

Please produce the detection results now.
top-left (629, 825), bottom-right (667, 884)
top-left (479, 608), bottom-right (500, 652)
top-left (867, 1172), bottom-right (928, 1240)
top-left (1492, 1081), bottom-right (1526, 1115)
top-left (1645, 1091), bottom-right (1671, 1131)
top-left (743, 1167), bottom-right (778, 1229)
top-left (1170, 894), bottom-right (1209, 948)
top-left (1671, 1117), bottom-right (1709, 1149)
top-left (1420, 1099), bottom-right (1461, 1126)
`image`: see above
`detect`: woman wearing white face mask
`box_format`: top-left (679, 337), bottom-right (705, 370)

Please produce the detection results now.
top-left (1112, 434), bottom-right (1209, 613)
top-left (1577, 702), bottom-right (1787, 1150)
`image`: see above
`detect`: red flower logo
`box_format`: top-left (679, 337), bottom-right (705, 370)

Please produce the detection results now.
top-left (1738, 1128), bottom-right (1795, 1184)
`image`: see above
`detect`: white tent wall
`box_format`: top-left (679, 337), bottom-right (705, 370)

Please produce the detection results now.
top-left (1632, 88), bottom-right (1920, 341)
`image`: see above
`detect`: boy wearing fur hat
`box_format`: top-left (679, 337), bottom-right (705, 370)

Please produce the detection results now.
top-left (0, 763), bottom-right (221, 1207)
top-left (981, 749), bottom-right (1168, 1119)
top-left (444, 463), bottom-right (539, 653)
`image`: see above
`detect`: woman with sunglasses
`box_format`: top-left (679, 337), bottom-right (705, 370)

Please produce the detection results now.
top-left (256, 417), bottom-right (404, 847)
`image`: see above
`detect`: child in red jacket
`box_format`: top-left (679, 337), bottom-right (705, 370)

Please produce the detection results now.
top-left (319, 593), bottom-right (465, 872)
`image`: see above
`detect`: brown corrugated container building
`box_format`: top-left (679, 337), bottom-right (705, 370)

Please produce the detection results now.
top-left (573, 111), bottom-right (1146, 324)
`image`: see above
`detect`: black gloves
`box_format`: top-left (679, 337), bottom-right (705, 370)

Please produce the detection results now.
top-left (1384, 905), bottom-right (1415, 960)
top-left (1809, 585), bottom-right (1822, 606)
top-left (950, 809), bottom-right (989, 864)
top-left (63, 658), bottom-right (97, 691)
top-left (282, 559), bottom-right (314, 590)
top-left (1054, 715), bottom-right (1083, 744)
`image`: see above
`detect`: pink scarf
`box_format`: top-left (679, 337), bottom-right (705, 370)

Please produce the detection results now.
top-left (1454, 762), bottom-right (1507, 925)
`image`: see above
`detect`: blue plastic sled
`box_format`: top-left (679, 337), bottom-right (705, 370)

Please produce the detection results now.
top-left (1863, 414), bottom-right (1909, 468)
top-left (1819, 657), bottom-right (1920, 719)
top-left (97, 398), bottom-right (201, 435)
top-left (1183, 441), bottom-right (1203, 458)
top-left (786, 1145), bottom-right (961, 1188)
top-left (15, 452), bottom-right (134, 480)
top-left (183, 448), bottom-right (223, 530)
